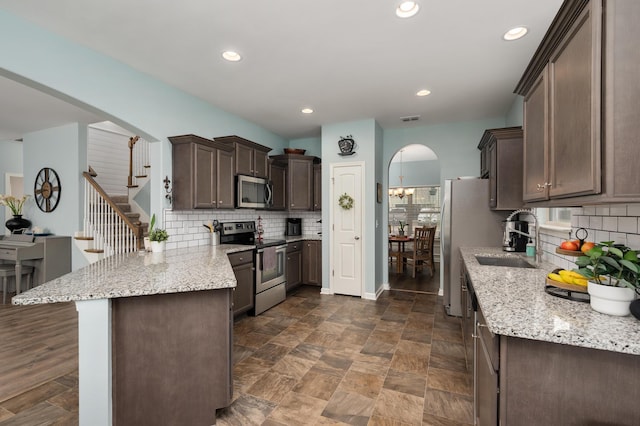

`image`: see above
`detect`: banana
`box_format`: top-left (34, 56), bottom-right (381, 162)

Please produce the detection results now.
top-left (548, 272), bottom-right (566, 283)
top-left (572, 277), bottom-right (588, 287)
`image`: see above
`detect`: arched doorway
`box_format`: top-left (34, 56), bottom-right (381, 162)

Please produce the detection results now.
top-left (387, 144), bottom-right (441, 293)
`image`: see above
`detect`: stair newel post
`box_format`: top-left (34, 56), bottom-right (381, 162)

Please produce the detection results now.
top-left (127, 136), bottom-right (139, 188)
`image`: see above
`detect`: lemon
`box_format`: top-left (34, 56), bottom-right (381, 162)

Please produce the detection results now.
top-left (548, 272), bottom-right (566, 283)
top-left (571, 277), bottom-right (588, 286)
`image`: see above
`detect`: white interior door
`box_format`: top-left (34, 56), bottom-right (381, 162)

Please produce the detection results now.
top-left (331, 162), bottom-right (363, 296)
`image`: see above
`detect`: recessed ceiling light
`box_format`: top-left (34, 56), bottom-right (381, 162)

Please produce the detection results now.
top-left (222, 50), bottom-right (242, 62)
top-left (416, 89), bottom-right (431, 97)
top-left (396, 1), bottom-right (420, 18)
top-left (503, 26), bottom-right (528, 41)
top-left (301, 108), bottom-right (314, 114)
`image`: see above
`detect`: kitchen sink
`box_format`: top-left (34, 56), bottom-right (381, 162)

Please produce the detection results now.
top-left (475, 255), bottom-right (536, 269)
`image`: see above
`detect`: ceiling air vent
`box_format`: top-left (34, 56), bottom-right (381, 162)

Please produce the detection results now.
top-left (400, 115), bottom-right (420, 122)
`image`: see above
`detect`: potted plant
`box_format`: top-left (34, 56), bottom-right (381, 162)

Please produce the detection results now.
top-left (398, 221), bottom-right (407, 237)
top-left (0, 194), bottom-right (31, 233)
top-left (575, 241), bottom-right (640, 316)
top-left (144, 214), bottom-right (156, 251)
top-left (148, 217), bottom-right (169, 253)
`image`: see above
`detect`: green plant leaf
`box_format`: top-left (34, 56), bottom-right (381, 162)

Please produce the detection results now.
top-left (608, 247), bottom-right (624, 259)
top-left (623, 250), bottom-right (638, 262)
top-left (574, 268), bottom-right (594, 279)
top-left (620, 259), bottom-right (640, 273)
top-left (149, 214), bottom-right (156, 233)
top-left (600, 255), bottom-right (622, 271)
top-left (575, 256), bottom-right (591, 267)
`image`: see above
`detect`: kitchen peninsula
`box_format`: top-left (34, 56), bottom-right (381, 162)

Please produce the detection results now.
top-left (12, 244), bottom-right (249, 426)
top-left (460, 247), bottom-right (640, 425)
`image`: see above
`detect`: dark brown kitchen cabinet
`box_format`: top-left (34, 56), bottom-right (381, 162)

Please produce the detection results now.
top-left (228, 250), bottom-right (254, 317)
top-left (169, 134), bottom-right (235, 210)
top-left (475, 305), bottom-right (499, 426)
top-left (286, 242), bottom-right (302, 292)
top-left (270, 154), bottom-right (320, 211)
top-left (269, 160), bottom-right (286, 211)
top-left (302, 240), bottom-right (322, 286)
top-left (477, 127), bottom-right (523, 210)
top-left (214, 135), bottom-right (271, 178)
top-left (516, 0), bottom-right (640, 205)
top-left (313, 164), bottom-right (322, 211)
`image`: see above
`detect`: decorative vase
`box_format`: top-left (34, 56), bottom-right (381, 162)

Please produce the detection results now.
top-left (398, 230), bottom-right (405, 237)
top-left (5, 215), bottom-right (31, 234)
top-left (150, 241), bottom-right (166, 253)
top-left (587, 281), bottom-right (637, 316)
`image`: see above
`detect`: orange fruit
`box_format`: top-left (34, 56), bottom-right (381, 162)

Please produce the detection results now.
top-left (581, 242), bottom-right (596, 254)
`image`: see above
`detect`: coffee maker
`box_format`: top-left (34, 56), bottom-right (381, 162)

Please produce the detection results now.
top-left (286, 218), bottom-right (302, 236)
top-left (503, 217), bottom-right (529, 252)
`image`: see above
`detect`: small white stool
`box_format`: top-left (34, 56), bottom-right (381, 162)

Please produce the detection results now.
top-left (0, 264), bottom-right (34, 304)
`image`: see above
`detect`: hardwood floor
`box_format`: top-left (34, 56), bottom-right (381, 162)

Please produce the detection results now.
top-left (0, 302), bottom-right (78, 425)
top-left (0, 285), bottom-right (471, 425)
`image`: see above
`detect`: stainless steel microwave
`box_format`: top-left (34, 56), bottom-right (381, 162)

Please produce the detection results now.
top-left (236, 175), bottom-right (273, 209)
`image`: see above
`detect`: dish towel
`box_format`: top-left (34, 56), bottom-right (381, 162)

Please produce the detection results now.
top-left (262, 246), bottom-right (277, 271)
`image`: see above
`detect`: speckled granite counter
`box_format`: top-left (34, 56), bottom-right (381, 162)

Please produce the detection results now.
top-left (284, 234), bottom-right (322, 243)
top-left (12, 244), bottom-right (251, 305)
top-left (461, 247), bottom-right (640, 355)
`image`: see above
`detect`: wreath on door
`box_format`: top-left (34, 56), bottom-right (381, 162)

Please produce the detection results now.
top-left (338, 193), bottom-right (354, 210)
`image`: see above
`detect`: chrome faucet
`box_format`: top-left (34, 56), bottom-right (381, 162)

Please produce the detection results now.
top-left (505, 209), bottom-right (541, 264)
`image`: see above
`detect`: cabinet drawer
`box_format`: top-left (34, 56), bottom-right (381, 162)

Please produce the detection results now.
top-left (227, 251), bottom-right (253, 267)
top-left (477, 308), bottom-right (499, 371)
top-left (287, 242), bottom-right (301, 253)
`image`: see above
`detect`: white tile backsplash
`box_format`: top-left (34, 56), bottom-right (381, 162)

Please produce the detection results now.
top-left (540, 203), bottom-right (640, 269)
top-left (161, 209), bottom-right (322, 251)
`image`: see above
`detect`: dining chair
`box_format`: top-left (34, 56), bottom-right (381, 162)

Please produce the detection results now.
top-left (401, 226), bottom-right (436, 278)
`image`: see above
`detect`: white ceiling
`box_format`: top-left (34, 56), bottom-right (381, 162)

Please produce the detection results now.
top-left (0, 0), bottom-right (563, 141)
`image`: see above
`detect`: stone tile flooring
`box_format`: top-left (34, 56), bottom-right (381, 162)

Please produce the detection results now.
top-left (217, 286), bottom-right (472, 425)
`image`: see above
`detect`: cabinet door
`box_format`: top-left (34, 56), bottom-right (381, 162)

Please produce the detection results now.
top-left (313, 164), bottom-right (322, 211)
top-left (476, 307), bottom-right (499, 426)
top-left (217, 149), bottom-right (235, 209)
top-left (232, 262), bottom-right (254, 316)
top-left (303, 241), bottom-right (321, 286)
top-left (288, 158), bottom-right (313, 210)
top-left (488, 142), bottom-right (497, 208)
top-left (286, 250), bottom-right (302, 291)
top-left (254, 150), bottom-right (269, 178)
top-left (235, 143), bottom-right (253, 176)
top-left (193, 144), bottom-right (216, 209)
top-left (548, 3), bottom-right (601, 198)
top-left (523, 68), bottom-right (549, 202)
top-left (269, 162), bottom-right (287, 210)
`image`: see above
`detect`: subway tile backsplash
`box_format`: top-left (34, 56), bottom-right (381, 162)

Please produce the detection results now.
top-left (162, 209), bottom-right (322, 250)
top-left (540, 203), bottom-right (640, 269)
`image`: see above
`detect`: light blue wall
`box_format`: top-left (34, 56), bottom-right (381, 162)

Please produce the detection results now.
top-left (506, 96), bottom-right (524, 127)
top-left (389, 160), bottom-right (440, 187)
top-left (289, 137), bottom-right (322, 158)
top-left (22, 123), bottom-right (89, 269)
top-left (321, 119), bottom-right (380, 297)
top-left (0, 9), bottom-right (288, 228)
top-left (0, 140), bottom-right (23, 228)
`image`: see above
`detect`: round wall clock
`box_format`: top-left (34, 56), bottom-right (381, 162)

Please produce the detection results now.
top-left (34, 167), bottom-right (61, 212)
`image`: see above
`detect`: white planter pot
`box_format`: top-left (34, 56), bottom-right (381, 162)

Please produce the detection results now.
top-left (587, 281), bottom-right (637, 316)
top-left (150, 241), bottom-right (166, 253)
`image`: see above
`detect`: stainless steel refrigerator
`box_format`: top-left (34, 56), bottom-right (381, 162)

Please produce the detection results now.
top-left (441, 179), bottom-right (509, 316)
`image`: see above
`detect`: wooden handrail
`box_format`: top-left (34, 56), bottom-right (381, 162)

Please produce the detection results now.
top-left (127, 136), bottom-right (140, 188)
top-left (82, 171), bottom-right (144, 242)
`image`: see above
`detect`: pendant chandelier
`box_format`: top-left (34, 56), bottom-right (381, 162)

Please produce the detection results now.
top-left (389, 149), bottom-right (414, 199)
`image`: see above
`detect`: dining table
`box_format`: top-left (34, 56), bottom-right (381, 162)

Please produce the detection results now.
top-left (389, 235), bottom-right (414, 273)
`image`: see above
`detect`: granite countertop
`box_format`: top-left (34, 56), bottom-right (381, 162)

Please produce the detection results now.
top-left (284, 234), bottom-right (322, 243)
top-left (461, 247), bottom-right (640, 356)
top-left (12, 244), bottom-right (252, 306)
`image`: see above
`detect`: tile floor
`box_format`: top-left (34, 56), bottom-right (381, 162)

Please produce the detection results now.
top-left (218, 285), bottom-right (472, 425)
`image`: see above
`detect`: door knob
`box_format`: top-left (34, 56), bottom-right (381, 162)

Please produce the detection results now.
top-left (354, 236), bottom-right (360, 240)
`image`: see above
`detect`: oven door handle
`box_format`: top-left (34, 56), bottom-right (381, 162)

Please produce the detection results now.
top-left (257, 250), bottom-right (264, 271)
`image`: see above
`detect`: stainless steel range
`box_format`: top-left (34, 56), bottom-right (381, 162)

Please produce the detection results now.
top-left (219, 221), bottom-right (287, 315)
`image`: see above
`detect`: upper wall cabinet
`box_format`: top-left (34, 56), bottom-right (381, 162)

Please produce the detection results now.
top-left (214, 135), bottom-right (272, 179)
top-left (169, 135), bottom-right (235, 210)
top-left (271, 154), bottom-right (320, 211)
top-left (515, 0), bottom-right (640, 206)
top-left (477, 127), bottom-right (523, 210)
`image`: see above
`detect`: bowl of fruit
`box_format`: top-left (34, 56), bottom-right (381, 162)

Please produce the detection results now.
top-left (556, 228), bottom-right (595, 256)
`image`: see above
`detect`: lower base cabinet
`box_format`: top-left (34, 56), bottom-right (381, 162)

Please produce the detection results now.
top-left (228, 250), bottom-right (254, 316)
top-left (475, 304), bottom-right (640, 425)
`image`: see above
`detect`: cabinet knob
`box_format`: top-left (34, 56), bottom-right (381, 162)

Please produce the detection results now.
top-left (219, 200), bottom-right (223, 203)
top-left (536, 182), bottom-right (552, 191)
top-left (291, 204), bottom-right (294, 207)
